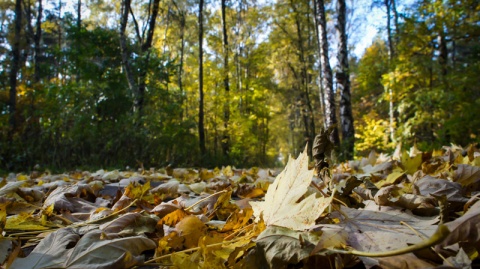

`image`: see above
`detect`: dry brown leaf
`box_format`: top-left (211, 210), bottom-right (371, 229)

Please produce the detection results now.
top-left (176, 215), bottom-right (207, 248)
top-left (327, 201), bottom-right (439, 268)
top-left (221, 208), bottom-right (253, 232)
top-left (436, 199), bottom-right (480, 254)
top-left (43, 184), bottom-right (95, 212)
top-left (453, 164), bottom-right (480, 194)
top-left (10, 227), bottom-right (156, 269)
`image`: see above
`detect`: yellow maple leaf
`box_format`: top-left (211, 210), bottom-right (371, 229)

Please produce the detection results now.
top-left (251, 146), bottom-right (333, 230)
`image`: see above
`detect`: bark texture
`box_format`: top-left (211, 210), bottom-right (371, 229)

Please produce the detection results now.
top-left (314, 0), bottom-right (340, 146)
top-left (336, 0), bottom-right (354, 159)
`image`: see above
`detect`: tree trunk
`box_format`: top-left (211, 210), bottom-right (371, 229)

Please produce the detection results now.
top-left (385, 0), bottom-right (394, 58)
top-left (76, 0), bottom-right (81, 83)
top-left (336, 0), bottom-right (354, 160)
top-left (119, 0), bottom-right (159, 119)
top-left (34, 0), bottom-right (43, 83)
top-left (119, 0), bottom-right (137, 96)
top-left (56, 0), bottom-right (63, 81)
top-left (384, 0), bottom-right (396, 143)
top-left (314, 0), bottom-right (340, 146)
top-left (221, 0), bottom-right (230, 159)
top-left (312, 0), bottom-right (326, 128)
top-left (292, 0), bottom-right (316, 157)
top-left (77, 0), bottom-right (81, 29)
top-left (136, 0), bottom-right (160, 118)
top-left (178, 11), bottom-right (186, 115)
top-left (198, 0), bottom-right (206, 156)
top-left (391, 0), bottom-right (400, 45)
top-left (9, 0), bottom-right (22, 134)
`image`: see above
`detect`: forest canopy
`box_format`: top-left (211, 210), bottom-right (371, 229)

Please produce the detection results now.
top-left (0, 0), bottom-right (479, 171)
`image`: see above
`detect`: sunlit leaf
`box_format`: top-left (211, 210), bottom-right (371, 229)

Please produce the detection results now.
top-left (251, 147), bottom-right (333, 230)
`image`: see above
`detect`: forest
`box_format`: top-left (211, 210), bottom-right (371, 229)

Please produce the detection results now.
top-left (2, 1), bottom-right (480, 268)
top-left (0, 0), bottom-right (479, 171)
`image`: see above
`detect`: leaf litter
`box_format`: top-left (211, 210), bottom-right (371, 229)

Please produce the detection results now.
top-left (1, 142), bottom-right (480, 268)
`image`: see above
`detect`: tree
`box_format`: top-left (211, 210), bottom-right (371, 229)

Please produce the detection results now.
top-left (336, 0), bottom-right (354, 159)
top-left (119, 0), bottom-right (161, 119)
top-left (221, 0), bottom-right (230, 159)
top-left (9, 0), bottom-right (22, 134)
top-left (34, 0), bottom-right (43, 84)
top-left (198, 0), bottom-right (206, 157)
top-left (383, 0), bottom-right (398, 143)
top-left (314, 0), bottom-right (339, 146)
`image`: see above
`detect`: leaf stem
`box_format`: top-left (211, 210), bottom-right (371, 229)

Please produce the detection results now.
top-left (332, 225), bottom-right (450, 257)
top-left (144, 234), bottom-right (254, 264)
top-left (71, 198), bottom-right (138, 228)
top-left (185, 190), bottom-right (228, 212)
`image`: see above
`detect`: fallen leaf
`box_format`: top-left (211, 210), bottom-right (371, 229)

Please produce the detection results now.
top-left (402, 150), bottom-right (423, 175)
top-left (100, 212), bottom-right (157, 235)
top-left (171, 252), bottom-right (201, 269)
top-left (0, 238), bottom-right (13, 264)
top-left (0, 181), bottom-right (24, 196)
top-left (414, 175), bottom-right (468, 208)
top-left (10, 227), bottom-right (156, 269)
top-left (43, 184), bottom-right (95, 212)
top-left (221, 208), bottom-right (253, 232)
top-left (175, 215), bottom-right (207, 248)
top-left (444, 248), bottom-right (471, 268)
top-left (251, 147), bottom-right (333, 230)
top-left (436, 199), bottom-right (480, 255)
top-left (310, 225), bottom-right (348, 255)
top-left (328, 202), bottom-right (439, 268)
top-left (376, 253), bottom-right (436, 269)
top-left (253, 226), bottom-right (321, 269)
top-left (453, 164), bottom-right (480, 194)
top-left (5, 212), bottom-right (55, 231)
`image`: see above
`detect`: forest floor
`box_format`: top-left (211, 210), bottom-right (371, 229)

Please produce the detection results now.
top-left (1, 144), bottom-right (479, 268)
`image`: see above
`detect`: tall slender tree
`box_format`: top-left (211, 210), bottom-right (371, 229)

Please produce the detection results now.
top-left (314, 0), bottom-right (339, 146)
top-left (383, 0), bottom-right (397, 143)
top-left (119, 0), bottom-right (160, 119)
top-left (290, 0), bottom-right (316, 157)
top-left (34, 0), bottom-right (43, 84)
top-left (221, 0), bottom-right (230, 158)
top-left (119, 0), bottom-right (137, 102)
top-left (198, 0), bottom-right (206, 156)
top-left (336, 0), bottom-right (354, 159)
top-left (9, 0), bottom-right (23, 134)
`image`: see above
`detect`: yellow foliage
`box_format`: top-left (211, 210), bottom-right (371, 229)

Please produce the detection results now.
top-left (355, 114), bottom-right (394, 154)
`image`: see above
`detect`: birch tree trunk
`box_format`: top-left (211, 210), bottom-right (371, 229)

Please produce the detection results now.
top-left (336, 0), bottom-right (354, 159)
top-left (314, 0), bottom-right (340, 146)
top-left (384, 0), bottom-right (396, 143)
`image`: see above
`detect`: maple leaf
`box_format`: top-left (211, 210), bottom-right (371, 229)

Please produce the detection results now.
top-left (251, 147), bottom-right (333, 230)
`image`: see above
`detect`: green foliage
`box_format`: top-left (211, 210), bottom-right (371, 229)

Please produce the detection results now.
top-left (352, 0), bottom-right (480, 153)
top-left (1, 0), bottom-right (480, 170)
